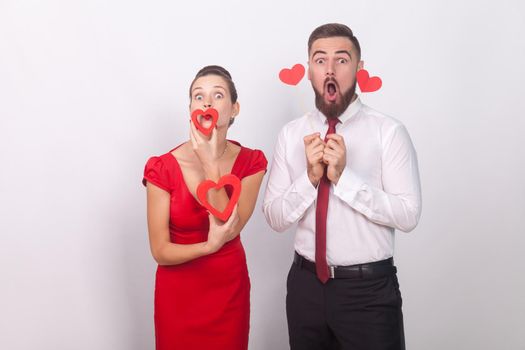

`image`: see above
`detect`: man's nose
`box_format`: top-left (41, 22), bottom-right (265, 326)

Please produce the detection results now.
top-left (326, 60), bottom-right (335, 76)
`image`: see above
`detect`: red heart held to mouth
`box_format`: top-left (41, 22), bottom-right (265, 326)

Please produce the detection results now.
top-left (279, 64), bottom-right (305, 86)
top-left (356, 69), bottom-right (382, 93)
top-left (196, 174), bottom-right (241, 221)
top-left (191, 108), bottom-right (219, 136)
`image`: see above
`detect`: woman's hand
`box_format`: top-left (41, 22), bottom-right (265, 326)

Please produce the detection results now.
top-left (204, 205), bottom-right (240, 254)
top-left (190, 118), bottom-right (221, 172)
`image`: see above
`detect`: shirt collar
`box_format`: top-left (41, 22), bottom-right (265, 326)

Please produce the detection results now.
top-left (316, 95), bottom-right (362, 125)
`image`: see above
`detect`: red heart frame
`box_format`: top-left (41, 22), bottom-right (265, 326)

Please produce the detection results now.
top-left (196, 174), bottom-right (241, 221)
top-left (191, 108), bottom-right (219, 136)
top-left (279, 64), bottom-right (305, 86)
top-left (356, 69), bottom-right (382, 93)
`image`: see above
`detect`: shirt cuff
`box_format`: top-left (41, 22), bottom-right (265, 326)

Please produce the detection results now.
top-left (292, 170), bottom-right (319, 201)
top-left (333, 167), bottom-right (367, 204)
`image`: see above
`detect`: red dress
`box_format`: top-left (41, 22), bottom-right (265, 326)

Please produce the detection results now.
top-left (142, 141), bottom-right (267, 350)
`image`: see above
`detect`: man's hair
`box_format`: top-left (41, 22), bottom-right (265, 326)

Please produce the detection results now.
top-left (308, 23), bottom-right (361, 60)
top-left (189, 65), bottom-right (238, 104)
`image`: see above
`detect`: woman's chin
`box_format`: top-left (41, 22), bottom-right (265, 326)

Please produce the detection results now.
top-left (200, 121), bottom-right (213, 129)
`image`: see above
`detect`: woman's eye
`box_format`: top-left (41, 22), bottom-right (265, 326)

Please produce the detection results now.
top-left (214, 93), bottom-right (223, 99)
top-left (195, 95), bottom-right (203, 100)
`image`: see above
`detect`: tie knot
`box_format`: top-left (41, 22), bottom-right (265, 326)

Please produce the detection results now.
top-left (328, 118), bottom-right (340, 128)
top-left (326, 118), bottom-right (340, 135)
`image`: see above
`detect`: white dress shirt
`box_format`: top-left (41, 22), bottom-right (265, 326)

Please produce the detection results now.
top-left (262, 97), bottom-right (422, 266)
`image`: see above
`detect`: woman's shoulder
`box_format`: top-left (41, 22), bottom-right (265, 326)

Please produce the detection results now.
top-left (228, 140), bottom-right (265, 160)
top-left (142, 150), bottom-right (177, 192)
top-left (230, 140), bottom-right (268, 178)
top-left (143, 142), bottom-right (188, 175)
top-left (168, 142), bottom-right (191, 161)
top-left (146, 142), bottom-right (190, 163)
top-left (229, 140), bottom-right (265, 156)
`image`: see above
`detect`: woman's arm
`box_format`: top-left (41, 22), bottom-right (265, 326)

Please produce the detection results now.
top-left (146, 169), bottom-right (265, 265)
top-left (146, 183), bottom-right (212, 265)
top-left (231, 170), bottom-right (266, 235)
top-left (146, 182), bottom-right (240, 265)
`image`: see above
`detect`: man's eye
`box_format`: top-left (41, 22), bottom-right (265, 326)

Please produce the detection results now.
top-left (338, 58), bottom-right (347, 64)
top-left (316, 59), bottom-right (325, 64)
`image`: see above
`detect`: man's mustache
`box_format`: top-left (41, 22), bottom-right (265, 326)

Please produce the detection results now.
top-left (323, 77), bottom-right (340, 91)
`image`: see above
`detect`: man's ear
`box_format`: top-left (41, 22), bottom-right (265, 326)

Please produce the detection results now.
top-left (358, 60), bottom-right (364, 71)
top-left (307, 59), bottom-right (312, 81)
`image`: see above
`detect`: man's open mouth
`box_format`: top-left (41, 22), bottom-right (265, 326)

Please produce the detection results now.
top-left (325, 81), bottom-right (338, 102)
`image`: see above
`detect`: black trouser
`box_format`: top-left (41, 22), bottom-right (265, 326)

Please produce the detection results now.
top-left (286, 257), bottom-right (405, 350)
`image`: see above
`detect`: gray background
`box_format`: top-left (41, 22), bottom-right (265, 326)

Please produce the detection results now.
top-left (1, 0), bottom-right (524, 349)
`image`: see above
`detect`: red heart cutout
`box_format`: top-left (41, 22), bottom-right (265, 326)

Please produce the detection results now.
top-left (356, 69), bottom-right (382, 93)
top-left (196, 174), bottom-right (241, 221)
top-left (279, 64), bottom-right (305, 86)
top-left (191, 108), bottom-right (219, 136)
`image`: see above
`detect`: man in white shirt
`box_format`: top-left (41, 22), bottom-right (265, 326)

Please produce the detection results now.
top-left (263, 23), bottom-right (422, 350)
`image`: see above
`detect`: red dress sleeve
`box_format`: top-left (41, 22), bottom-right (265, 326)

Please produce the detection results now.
top-left (242, 149), bottom-right (268, 178)
top-left (142, 156), bottom-right (172, 193)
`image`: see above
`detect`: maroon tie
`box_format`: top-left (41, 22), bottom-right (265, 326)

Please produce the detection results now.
top-left (315, 117), bottom-right (340, 283)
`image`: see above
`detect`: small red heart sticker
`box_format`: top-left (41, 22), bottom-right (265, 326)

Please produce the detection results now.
top-left (356, 69), bottom-right (382, 93)
top-left (279, 64), bottom-right (305, 86)
top-left (191, 108), bottom-right (219, 136)
top-left (197, 174), bottom-right (241, 221)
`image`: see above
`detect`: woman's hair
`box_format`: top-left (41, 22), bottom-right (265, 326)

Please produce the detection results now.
top-left (189, 65), bottom-right (238, 104)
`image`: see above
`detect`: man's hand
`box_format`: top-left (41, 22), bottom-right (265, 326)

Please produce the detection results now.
top-left (323, 134), bottom-right (346, 185)
top-left (304, 133), bottom-right (326, 187)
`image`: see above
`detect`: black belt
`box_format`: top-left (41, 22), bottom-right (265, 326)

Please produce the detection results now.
top-left (293, 252), bottom-right (396, 279)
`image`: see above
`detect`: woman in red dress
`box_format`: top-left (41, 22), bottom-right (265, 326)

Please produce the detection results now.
top-left (142, 65), bottom-right (267, 350)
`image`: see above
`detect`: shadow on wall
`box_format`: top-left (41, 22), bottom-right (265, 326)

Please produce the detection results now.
top-left (243, 208), bottom-right (296, 350)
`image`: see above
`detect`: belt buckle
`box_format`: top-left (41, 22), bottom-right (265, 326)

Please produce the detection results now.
top-left (329, 265), bottom-right (335, 279)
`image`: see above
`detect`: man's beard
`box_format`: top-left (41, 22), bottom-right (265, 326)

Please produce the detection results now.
top-left (313, 78), bottom-right (356, 119)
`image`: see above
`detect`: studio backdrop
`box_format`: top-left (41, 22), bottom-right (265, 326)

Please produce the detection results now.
top-left (1, 0), bottom-right (524, 349)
